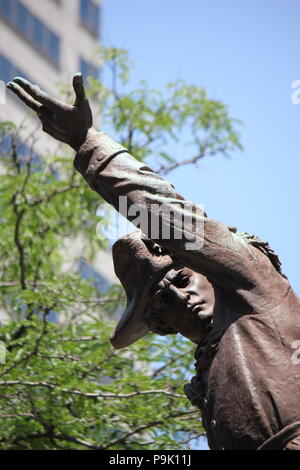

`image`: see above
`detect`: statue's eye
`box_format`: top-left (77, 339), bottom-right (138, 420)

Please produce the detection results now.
top-left (172, 273), bottom-right (190, 288)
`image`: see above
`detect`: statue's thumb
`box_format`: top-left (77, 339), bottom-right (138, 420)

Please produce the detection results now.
top-left (73, 73), bottom-right (86, 105)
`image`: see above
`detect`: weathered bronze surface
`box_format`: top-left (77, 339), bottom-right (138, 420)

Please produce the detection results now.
top-left (7, 75), bottom-right (300, 450)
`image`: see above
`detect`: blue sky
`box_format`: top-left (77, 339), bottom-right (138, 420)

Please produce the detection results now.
top-left (102, 0), bottom-right (299, 296)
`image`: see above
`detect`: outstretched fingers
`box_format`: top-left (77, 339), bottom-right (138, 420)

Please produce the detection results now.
top-left (12, 77), bottom-right (68, 111)
top-left (73, 73), bottom-right (86, 105)
top-left (7, 82), bottom-right (42, 113)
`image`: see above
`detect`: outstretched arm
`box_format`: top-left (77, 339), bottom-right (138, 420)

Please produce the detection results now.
top-left (7, 76), bottom-right (289, 312)
top-left (74, 130), bottom-right (289, 311)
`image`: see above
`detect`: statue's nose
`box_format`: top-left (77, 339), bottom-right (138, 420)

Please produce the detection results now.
top-left (168, 284), bottom-right (189, 303)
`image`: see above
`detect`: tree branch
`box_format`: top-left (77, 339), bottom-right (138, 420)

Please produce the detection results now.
top-left (28, 182), bottom-right (81, 207)
top-left (0, 431), bottom-right (103, 450)
top-left (1, 313), bottom-right (48, 376)
top-left (155, 145), bottom-right (227, 175)
top-left (102, 409), bottom-right (198, 449)
top-left (0, 381), bottom-right (186, 399)
top-left (12, 195), bottom-right (26, 289)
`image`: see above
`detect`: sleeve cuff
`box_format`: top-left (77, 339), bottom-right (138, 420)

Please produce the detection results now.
top-left (74, 131), bottom-right (128, 176)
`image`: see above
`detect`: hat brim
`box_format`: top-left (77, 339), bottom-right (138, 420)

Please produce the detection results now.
top-left (110, 290), bottom-right (150, 349)
top-left (110, 232), bottom-right (177, 349)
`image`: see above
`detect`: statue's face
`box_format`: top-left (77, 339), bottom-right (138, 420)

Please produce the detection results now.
top-left (149, 267), bottom-right (215, 343)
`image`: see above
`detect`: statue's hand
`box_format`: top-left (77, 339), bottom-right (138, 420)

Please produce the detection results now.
top-left (7, 74), bottom-right (93, 151)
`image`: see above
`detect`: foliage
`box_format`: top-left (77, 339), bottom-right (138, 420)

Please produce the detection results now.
top-left (0, 48), bottom-right (242, 449)
top-left (88, 47), bottom-right (242, 168)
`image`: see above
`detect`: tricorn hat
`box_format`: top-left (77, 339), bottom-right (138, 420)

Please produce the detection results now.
top-left (110, 231), bottom-right (177, 349)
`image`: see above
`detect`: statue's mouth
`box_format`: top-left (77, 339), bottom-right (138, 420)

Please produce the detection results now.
top-left (187, 302), bottom-right (204, 313)
top-left (192, 305), bottom-right (203, 314)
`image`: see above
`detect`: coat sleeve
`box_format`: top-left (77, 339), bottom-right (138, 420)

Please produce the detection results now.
top-left (74, 131), bottom-right (290, 313)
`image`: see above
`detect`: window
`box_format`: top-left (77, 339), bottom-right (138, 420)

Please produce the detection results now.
top-left (80, 0), bottom-right (88, 21)
top-left (0, 52), bottom-right (29, 84)
top-left (0, 53), bottom-right (10, 84)
top-left (79, 0), bottom-right (99, 37)
top-left (0, 0), bottom-right (12, 20)
top-left (0, 121), bottom-right (41, 169)
top-left (49, 30), bottom-right (60, 64)
top-left (80, 58), bottom-right (98, 83)
top-left (0, 52), bottom-right (50, 105)
top-left (48, 311), bottom-right (57, 323)
top-left (33, 17), bottom-right (43, 45)
top-left (77, 259), bottom-right (110, 293)
top-left (0, 0), bottom-right (61, 66)
top-left (16, 1), bottom-right (29, 35)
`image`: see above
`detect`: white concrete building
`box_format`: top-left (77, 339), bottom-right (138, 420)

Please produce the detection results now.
top-left (0, 0), bottom-right (118, 315)
top-left (0, 0), bottom-right (101, 155)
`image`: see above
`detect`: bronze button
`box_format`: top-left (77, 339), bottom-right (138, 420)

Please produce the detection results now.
top-left (210, 419), bottom-right (217, 430)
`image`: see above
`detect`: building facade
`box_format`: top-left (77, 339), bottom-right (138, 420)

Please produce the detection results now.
top-left (0, 0), bottom-right (101, 154)
top-left (0, 0), bottom-right (118, 319)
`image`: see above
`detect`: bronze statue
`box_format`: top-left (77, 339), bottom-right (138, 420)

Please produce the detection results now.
top-left (7, 75), bottom-right (300, 450)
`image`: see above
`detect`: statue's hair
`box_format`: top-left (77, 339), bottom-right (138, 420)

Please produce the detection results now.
top-left (143, 301), bottom-right (177, 335)
top-left (229, 227), bottom-right (287, 279)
